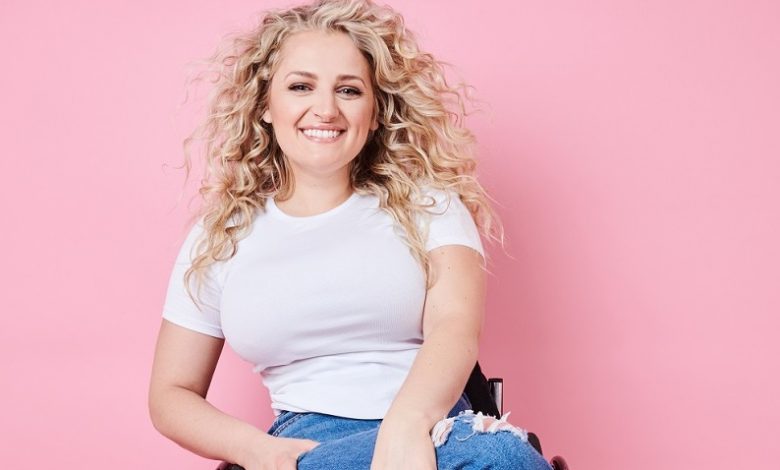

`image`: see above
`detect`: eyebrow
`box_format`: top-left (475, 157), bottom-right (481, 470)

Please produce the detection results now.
top-left (284, 71), bottom-right (366, 86)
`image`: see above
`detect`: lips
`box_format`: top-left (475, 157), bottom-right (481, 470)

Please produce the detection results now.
top-left (301, 128), bottom-right (343, 139)
top-left (299, 127), bottom-right (345, 143)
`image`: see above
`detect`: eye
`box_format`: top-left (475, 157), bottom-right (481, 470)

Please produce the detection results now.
top-left (288, 83), bottom-right (312, 92)
top-left (338, 87), bottom-right (363, 97)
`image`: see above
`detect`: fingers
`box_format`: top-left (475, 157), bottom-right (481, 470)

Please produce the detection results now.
top-left (243, 437), bottom-right (320, 470)
top-left (304, 439), bottom-right (320, 450)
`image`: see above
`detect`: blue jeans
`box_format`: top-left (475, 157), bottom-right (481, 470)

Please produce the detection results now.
top-left (267, 393), bottom-right (552, 469)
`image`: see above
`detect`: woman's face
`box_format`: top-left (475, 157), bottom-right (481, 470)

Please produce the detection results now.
top-left (262, 30), bottom-right (378, 183)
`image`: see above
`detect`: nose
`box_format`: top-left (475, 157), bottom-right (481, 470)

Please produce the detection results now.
top-left (312, 89), bottom-right (338, 121)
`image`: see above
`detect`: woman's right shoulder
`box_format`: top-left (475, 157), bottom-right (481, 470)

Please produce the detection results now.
top-left (175, 217), bottom-right (207, 257)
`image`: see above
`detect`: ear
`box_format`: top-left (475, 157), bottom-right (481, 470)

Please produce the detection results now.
top-left (262, 109), bottom-right (272, 124)
top-left (370, 118), bottom-right (379, 131)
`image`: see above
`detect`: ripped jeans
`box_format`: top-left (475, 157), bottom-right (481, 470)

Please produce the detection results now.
top-left (267, 393), bottom-right (552, 469)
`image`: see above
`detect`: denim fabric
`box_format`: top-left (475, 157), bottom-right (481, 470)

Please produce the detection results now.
top-left (266, 393), bottom-right (551, 470)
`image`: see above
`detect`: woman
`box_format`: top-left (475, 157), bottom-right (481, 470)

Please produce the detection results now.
top-left (149, 0), bottom-right (551, 469)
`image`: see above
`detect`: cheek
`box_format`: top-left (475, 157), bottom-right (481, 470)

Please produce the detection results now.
top-left (351, 104), bottom-right (376, 129)
top-left (272, 101), bottom-right (299, 124)
top-left (268, 89), bottom-right (303, 124)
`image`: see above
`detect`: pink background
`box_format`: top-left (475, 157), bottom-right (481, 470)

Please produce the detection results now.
top-left (2, 0), bottom-right (778, 468)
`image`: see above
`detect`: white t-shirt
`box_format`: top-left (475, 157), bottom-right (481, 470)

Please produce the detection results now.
top-left (161, 187), bottom-right (484, 419)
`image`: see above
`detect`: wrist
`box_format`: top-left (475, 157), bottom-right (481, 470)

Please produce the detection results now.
top-left (382, 407), bottom-right (435, 432)
top-left (232, 425), bottom-right (273, 466)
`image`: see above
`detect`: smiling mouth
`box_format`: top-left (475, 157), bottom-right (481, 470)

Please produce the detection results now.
top-left (300, 128), bottom-right (344, 142)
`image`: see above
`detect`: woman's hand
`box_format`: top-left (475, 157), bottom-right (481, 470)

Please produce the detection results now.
top-left (370, 416), bottom-right (437, 470)
top-left (238, 435), bottom-right (320, 470)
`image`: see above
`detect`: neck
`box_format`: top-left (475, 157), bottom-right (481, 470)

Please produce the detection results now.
top-left (274, 179), bottom-right (354, 217)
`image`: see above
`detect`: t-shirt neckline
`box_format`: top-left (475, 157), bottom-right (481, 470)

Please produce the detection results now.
top-left (266, 191), bottom-right (360, 222)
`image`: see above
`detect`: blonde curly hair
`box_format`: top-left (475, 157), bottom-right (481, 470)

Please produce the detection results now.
top-left (179, 0), bottom-right (504, 309)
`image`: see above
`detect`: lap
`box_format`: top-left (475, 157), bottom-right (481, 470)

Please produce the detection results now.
top-left (268, 395), bottom-right (550, 470)
top-left (268, 409), bottom-right (383, 468)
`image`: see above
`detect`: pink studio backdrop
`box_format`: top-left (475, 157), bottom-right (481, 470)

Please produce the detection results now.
top-left (1, 0), bottom-right (777, 468)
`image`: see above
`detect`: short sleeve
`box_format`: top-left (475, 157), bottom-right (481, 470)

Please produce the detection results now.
top-left (161, 219), bottom-right (225, 338)
top-left (420, 188), bottom-right (485, 258)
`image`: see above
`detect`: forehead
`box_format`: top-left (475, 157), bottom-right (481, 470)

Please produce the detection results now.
top-left (274, 30), bottom-right (371, 79)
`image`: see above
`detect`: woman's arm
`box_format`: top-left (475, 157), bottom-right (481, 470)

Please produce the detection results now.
top-left (148, 320), bottom-right (274, 465)
top-left (149, 320), bottom-right (318, 470)
top-left (370, 244), bottom-right (486, 469)
top-left (384, 244), bottom-right (486, 429)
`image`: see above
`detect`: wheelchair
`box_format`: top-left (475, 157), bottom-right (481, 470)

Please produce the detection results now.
top-left (217, 361), bottom-right (569, 469)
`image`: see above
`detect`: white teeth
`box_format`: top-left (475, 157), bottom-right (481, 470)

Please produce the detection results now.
top-left (302, 129), bottom-right (342, 139)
